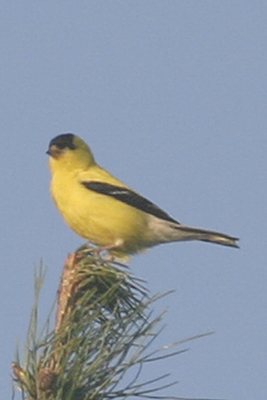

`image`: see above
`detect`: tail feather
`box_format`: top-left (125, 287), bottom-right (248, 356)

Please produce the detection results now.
top-left (173, 225), bottom-right (239, 248)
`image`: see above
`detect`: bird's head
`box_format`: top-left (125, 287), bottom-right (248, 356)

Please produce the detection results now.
top-left (47, 134), bottom-right (96, 172)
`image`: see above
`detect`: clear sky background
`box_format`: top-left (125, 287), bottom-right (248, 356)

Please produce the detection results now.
top-left (1, 2), bottom-right (266, 399)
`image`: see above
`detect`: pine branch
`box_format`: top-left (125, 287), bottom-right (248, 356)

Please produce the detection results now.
top-left (12, 248), bottom-right (212, 400)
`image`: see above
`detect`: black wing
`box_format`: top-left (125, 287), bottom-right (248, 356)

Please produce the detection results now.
top-left (81, 181), bottom-right (179, 224)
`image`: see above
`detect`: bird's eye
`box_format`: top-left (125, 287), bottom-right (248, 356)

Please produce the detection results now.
top-left (57, 142), bottom-right (70, 149)
top-left (49, 134), bottom-right (76, 150)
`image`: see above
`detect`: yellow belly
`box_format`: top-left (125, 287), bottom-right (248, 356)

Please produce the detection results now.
top-left (51, 172), bottom-right (148, 255)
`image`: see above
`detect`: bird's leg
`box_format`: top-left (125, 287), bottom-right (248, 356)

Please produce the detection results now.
top-left (96, 239), bottom-right (124, 256)
top-left (75, 240), bottom-right (124, 262)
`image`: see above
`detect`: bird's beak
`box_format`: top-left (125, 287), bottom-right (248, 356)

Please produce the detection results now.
top-left (46, 145), bottom-right (62, 159)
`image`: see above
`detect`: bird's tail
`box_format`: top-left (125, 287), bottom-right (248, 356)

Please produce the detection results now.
top-left (172, 224), bottom-right (239, 248)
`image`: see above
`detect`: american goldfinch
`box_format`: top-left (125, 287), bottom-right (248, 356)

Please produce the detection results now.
top-left (47, 133), bottom-right (238, 258)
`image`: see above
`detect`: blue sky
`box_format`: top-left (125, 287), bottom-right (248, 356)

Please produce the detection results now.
top-left (1, 2), bottom-right (266, 399)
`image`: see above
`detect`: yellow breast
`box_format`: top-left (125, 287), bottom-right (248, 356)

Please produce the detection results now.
top-left (50, 166), bottom-right (149, 255)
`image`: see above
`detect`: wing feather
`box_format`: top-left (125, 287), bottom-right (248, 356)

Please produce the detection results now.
top-left (81, 181), bottom-right (179, 224)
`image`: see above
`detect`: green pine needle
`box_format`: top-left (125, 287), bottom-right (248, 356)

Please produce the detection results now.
top-left (12, 249), bottom-right (212, 400)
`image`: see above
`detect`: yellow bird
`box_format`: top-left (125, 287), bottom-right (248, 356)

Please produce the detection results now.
top-left (47, 134), bottom-right (238, 259)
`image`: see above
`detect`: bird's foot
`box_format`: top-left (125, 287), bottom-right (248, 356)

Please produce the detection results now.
top-left (74, 240), bottom-right (124, 263)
